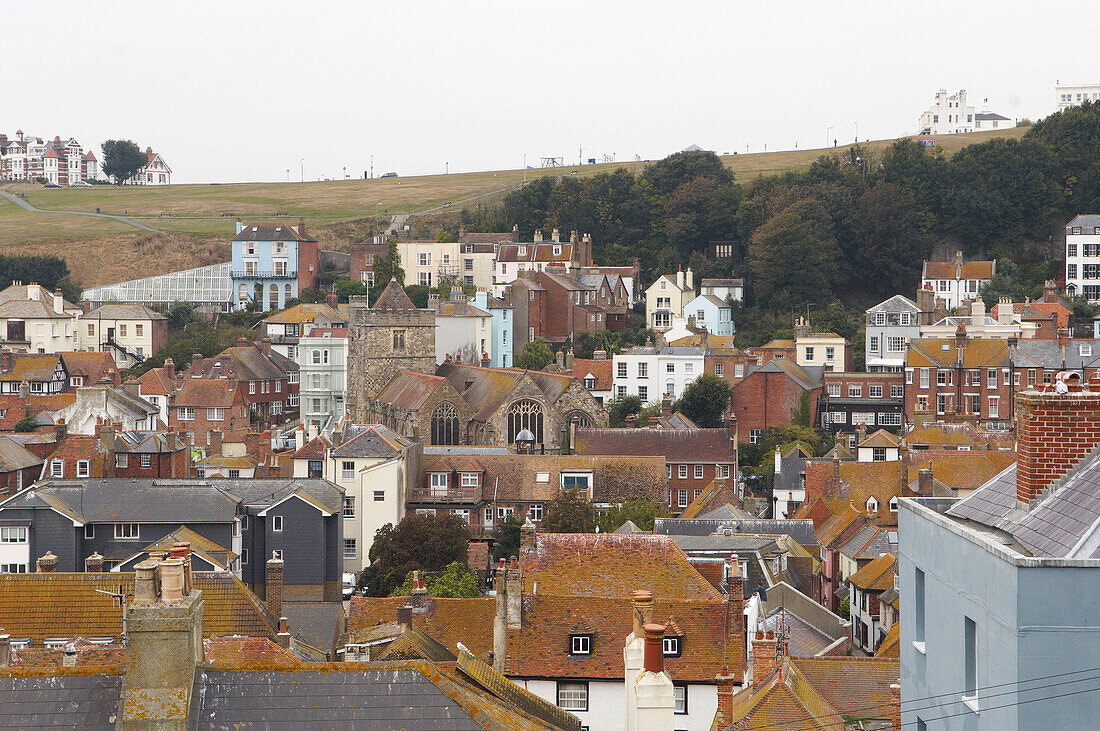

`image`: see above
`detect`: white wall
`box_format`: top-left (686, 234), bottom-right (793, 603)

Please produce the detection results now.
top-left (517, 677), bottom-right (716, 731)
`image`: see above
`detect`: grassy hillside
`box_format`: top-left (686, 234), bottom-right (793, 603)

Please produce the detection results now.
top-left (0, 127), bottom-right (1026, 288)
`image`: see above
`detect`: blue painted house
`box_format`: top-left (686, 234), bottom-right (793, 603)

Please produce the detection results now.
top-left (473, 291), bottom-right (514, 368)
top-left (231, 220), bottom-right (319, 311)
top-left (684, 294), bottom-right (734, 337)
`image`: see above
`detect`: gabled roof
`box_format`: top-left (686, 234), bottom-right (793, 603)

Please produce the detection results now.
top-left (331, 424), bottom-right (412, 459)
top-left (815, 506), bottom-right (866, 548)
top-left (371, 279), bottom-right (418, 312)
top-left (858, 429), bottom-right (901, 449)
top-left (232, 223), bottom-right (316, 243)
top-left (214, 478), bottom-right (345, 515)
top-left (678, 479), bottom-right (743, 519)
top-left (567, 358), bottom-right (613, 391)
top-left (436, 363), bottom-right (579, 422)
top-left (375, 370), bottom-right (449, 410)
top-left (742, 358), bottom-right (823, 391)
top-left (141, 525), bottom-right (237, 570)
top-left (847, 552), bottom-right (897, 591)
top-left (922, 259), bottom-right (996, 280)
top-left (1, 479), bottom-right (240, 525)
top-left (290, 434), bottom-right (330, 461)
top-left (866, 294), bottom-right (919, 314)
top-left (173, 377), bottom-right (240, 408)
top-left (0, 434), bottom-right (42, 472)
top-left (348, 596), bottom-right (496, 660)
top-left (58, 352), bottom-right (119, 384)
top-left (135, 366), bottom-right (177, 396)
top-left (190, 344), bottom-right (296, 382)
top-left (82, 303), bottom-right (166, 320)
top-left (877, 622), bottom-right (900, 657)
top-left (0, 354), bottom-right (62, 383)
top-left (521, 533), bottom-right (722, 599)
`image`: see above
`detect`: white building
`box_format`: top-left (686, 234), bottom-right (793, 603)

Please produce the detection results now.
top-left (612, 345), bottom-right (705, 404)
top-left (865, 295), bottom-right (919, 373)
top-left (433, 291), bottom-right (492, 366)
top-left (974, 112), bottom-right (1013, 130)
top-left (297, 327), bottom-right (348, 428)
top-left (78, 303), bottom-right (167, 369)
top-left (1064, 214), bottom-right (1100, 301)
top-left (1056, 82), bottom-right (1100, 111)
top-left (138, 147), bottom-right (172, 185)
top-left (921, 251), bottom-right (996, 310)
top-left (645, 269), bottom-right (695, 332)
top-left (699, 277), bottom-right (744, 303)
top-left (0, 282), bottom-right (81, 353)
top-left (793, 318), bottom-right (850, 373)
top-left (919, 89), bottom-right (975, 135)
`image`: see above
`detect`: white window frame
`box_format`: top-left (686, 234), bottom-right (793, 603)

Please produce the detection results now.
top-left (114, 523), bottom-right (140, 539)
top-left (76, 460), bottom-right (90, 478)
top-left (570, 635), bottom-right (591, 655)
top-left (273, 515), bottom-right (283, 532)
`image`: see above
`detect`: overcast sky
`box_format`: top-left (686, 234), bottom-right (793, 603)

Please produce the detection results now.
top-left (6, 1), bottom-right (1095, 184)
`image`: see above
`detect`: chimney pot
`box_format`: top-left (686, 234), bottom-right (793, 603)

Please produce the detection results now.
top-left (643, 623), bottom-right (666, 674)
top-left (632, 589), bottom-right (655, 637)
top-left (159, 558), bottom-right (186, 603)
top-left (85, 552), bottom-right (104, 572)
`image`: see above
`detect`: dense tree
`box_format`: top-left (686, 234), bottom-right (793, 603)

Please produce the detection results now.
top-left (595, 498), bottom-right (670, 533)
top-left (607, 395), bottom-right (643, 427)
top-left (541, 489), bottom-right (596, 533)
top-left (13, 409), bottom-right (37, 433)
top-left (747, 199), bottom-right (841, 309)
top-left (515, 338), bottom-right (554, 371)
top-left (641, 149), bottom-right (734, 197)
top-left (358, 513), bottom-right (469, 596)
top-left (389, 561), bottom-right (481, 598)
top-left (664, 177), bottom-right (738, 261)
top-left (0, 256), bottom-right (72, 293)
top-left (674, 372), bottom-right (733, 428)
top-left (101, 139), bottom-right (147, 185)
top-left (490, 515), bottom-right (523, 562)
top-left (847, 182), bottom-right (930, 296)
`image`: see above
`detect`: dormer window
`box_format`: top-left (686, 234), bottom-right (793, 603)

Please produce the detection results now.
top-left (889, 496), bottom-right (899, 512)
top-left (662, 636), bottom-right (682, 657)
top-left (866, 497), bottom-right (879, 514)
top-left (584, 376), bottom-right (595, 390)
top-left (570, 634), bottom-right (591, 655)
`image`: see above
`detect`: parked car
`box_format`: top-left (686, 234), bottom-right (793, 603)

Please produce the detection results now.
top-left (380, 171), bottom-right (398, 178)
top-left (342, 572), bottom-right (356, 599)
top-left (70, 181), bottom-right (93, 188)
top-left (44, 182), bottom-right (61, 188)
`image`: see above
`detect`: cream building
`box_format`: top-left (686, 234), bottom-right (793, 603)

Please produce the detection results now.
top-left (395, 241), bottom-right (495, 291)
top-left (793, 318), bottom-right (851, 372)
top-left (645, 269), bottom-right (695, 332)
top-left (78, 304), bottom-right (168, 368)
top-left (0, 282), bottom-right (80, 353)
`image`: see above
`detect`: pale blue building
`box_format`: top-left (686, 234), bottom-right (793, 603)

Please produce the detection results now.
top-left (473, 291), bottom-right (514, 368)
top-left (683, 293), bottom-right (734, 337)
top-left (231, 221), bottom-right (317, 311)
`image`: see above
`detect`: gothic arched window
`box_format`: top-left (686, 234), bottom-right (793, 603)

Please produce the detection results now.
top-left (508, 399), bottom-right (544, 444)
top-left (431, 402), bottom-right (460, 445)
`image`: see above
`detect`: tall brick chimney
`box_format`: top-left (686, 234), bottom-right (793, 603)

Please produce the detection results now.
top-left (37, 551), bottom-right (57, 573)
top-left (751, 630), bottom-right (778, 683)
top-left (266, 554), bottom-right (284, 618)
top-left (506, 557), bottom-right (522, 628)
top-left (727, 568), bottom-right (746, 682)
top-left (85, 552), bottom-right (104, 572)
top-left (890, 683), bottom-right (901, 730)
top-left (493, 558), bottom-right (507, 672)
top-left (1016, 372), bottom-right (1100, 506)
top-left (164, 357), bottom-right (175, 380)
top-left (714, 666), bottom-right (735, 730)
top-left (410, 570), bottom-right (428, 612)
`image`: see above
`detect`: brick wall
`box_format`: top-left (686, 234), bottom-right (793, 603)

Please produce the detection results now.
top-left (1016, 381), bottom-right (1100, 504)
top-left (731, 371), bottom-right (820, 440)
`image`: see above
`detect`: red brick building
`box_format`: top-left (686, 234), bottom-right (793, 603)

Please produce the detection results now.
top-left (904, 329), bottom-right (1012, 428)
top-left (820, 371), bottom-right (905, 440)
top-left (730, 359), bottom-right (823, 445)
top-left (186, 338), bottom-right (299, 430)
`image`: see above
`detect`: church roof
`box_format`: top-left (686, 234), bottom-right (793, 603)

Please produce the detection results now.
top-left (371, 279), bottom-right (418, 312)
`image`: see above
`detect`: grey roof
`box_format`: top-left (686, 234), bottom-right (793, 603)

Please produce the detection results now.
top-left (700, 278), bottom-right (744, 287)
top-left (668, 534), bottom-right (779, 553)
top-left (232, 223), bottom-right (316, 242)
top-left (975, 112), bottom-right (1011, 121)
top-left (111, 431), bottom-right (186, 454)
top-left (1, 479), bottom-right (241, 525)
top-left (762, 606), bottom-right (837, 657)
top-left (0, 674), bottom-right (122, 729)
top-left (191, 668), bottom-right (481, 728)
top-left (424, 446), bottom-right (514, 456)
top-left (947, 455), bottom-right (1100, 559)
top-left (866, 295), bottom-right (919, 314)
top-left (773, 454), bottom-right (807, 496)
top-left (613, 519), bottom-right (645, 534)
top-left (215, 478), bottom-right (345, 514)
top-left (1067, 214), bottom-right (1100, 230)
top-left (0, 299), bottom-right (70, 319)
top-left (331, 424), bottom-right (413, 459)
top-left (1011, 340), bottom-right (1100, 370)
top-left (839, 524), bottom-right (897, 560)
top-left (280, 600), bottom-right (345, 655)
top-left (695, 504), bottom-right (755, 520)
top-left (83, 303), bottom-right (166, 320)
top-left (0, 434), bottom-right (43, 472)
top-left (744, 359), bottom-right (823, 391)
top-left (654, 518), bottom-right (818, 546)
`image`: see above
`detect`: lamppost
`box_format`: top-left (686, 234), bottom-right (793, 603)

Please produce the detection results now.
top-left (826, 126), bottom-right (833, 148)
top-left (343, 166), bottom-right (346, 180)
top-left (300, 158), bottom-right (304, 183)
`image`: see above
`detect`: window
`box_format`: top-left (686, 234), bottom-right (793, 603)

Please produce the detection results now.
top-left (431, 402), bottom-right (460, 445)
top-left (848, 385), bottom-right (862, 398)
top-left (887, 337), bottom-right (905, 352)
top-left (937, 370), bottom-right (949, 386)
top-left (1069, 264), bottom-right (1078, 279)
top-left (872, 447), bottom-right (887, 462)
top-left (418, 252), bottom-right (431, 266)
top-left (273, 516), bottom-right (283, 532)
top-left (562, 473), bottom-right (591, 490)
top-left (418, 272), bottom-right (432, 286)
top-left (988, 396), bottom-right (1000, 418)
top-left (114, 524), bottom-right (139, 539)
top-left (714, 363), bottom-right (724, 376)
top-left (804, 346), bottom-right (814, 361)
top-left (0, 527), bottom-right (27, 543)
top-left (139, 454), bottom-right (152, 469)
top-left (678, 488), bottom-right (688, 507)
top-left (685, 362), bottom-right (693, 374)
top-left (119, 324), bottom-right (127, 338)
top-left (964, 617), bottom-right (977, 702)
top-left (674, 684), bottom-right (687, 715)
top-left (373, 490), bottom-right (385, 502)
top-left (76, 460), bottom-right (90, 478)
top-left (528, 503), bottom-right (543, 521)
top-left (637, 362), bottom-right (648, 378)
top-left (84, 525), bottom-right (94, 539)
top-left (662, 637), bottom-right (681, 657)
top-left (889, 496), bottom-right (899, 512)
top-left (392, 329), bottom-right (406, 351)
top-left (637, 385), bottom-right (647, 402)
top-left (868, 335), bottom-right (880, 353)
top-left (718, 464), bottom-right (730, 479)
top-left (341, 461), bottom-right (355, 480)
top-left (343, 496), bottom-right (355, 518)
top-left (1081, 345), bottom-right (1093, 357)
top-left (343, 539), bottom-right (357, 559)
top-left (207, 407), bottom-right (225, 421)
top-left (248, 382), bottom-right (256, 395)
top-left (557, 681), bottom-right (588, 711)
top-left (678, 465), bottom-right (688, 479)
top-left (430, 473), bottom-right (448, 496)
top-left (617, 362), bottom-right (627, 378)
top-left (177, 407), bottom-right (194, 421)
top-left (136, 324), bottom-right (143, 337)
top-left (914, 568), bottom-right (926, 646)
top-left (694, 465), bottom-right (704, 479)
top-left (50, 461), bottom-right (64, 478)
top-left (825, 346), bottom-right (835, 361)
top-left (570, 634), bottom-right (591, 655)
top-left (507, 399), bottom-right (544, 444)
top-left (616, 385), bottom-right (626, 398)
top-left (827, 383), bottom-right (841, 397)
top-left (734, 363), bottom-right (744, 378)
top-left (749, 429), bottom-right (762, 444)
top-left (879, 413), bottom-right (902, 426)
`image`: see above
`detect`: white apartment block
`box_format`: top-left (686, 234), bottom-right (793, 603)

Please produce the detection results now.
top-left (1065, 214), bottom-right (1100, 302)
top-left (611, 346), bottom-right (705, 405)
top-left (1056, 83), bottom-right (1100, 112)
top-left (918, 89), bottom-right (975, 135)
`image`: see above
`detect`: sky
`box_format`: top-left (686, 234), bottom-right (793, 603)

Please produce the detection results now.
top-left (5, 0), bottom-right (1096, 184)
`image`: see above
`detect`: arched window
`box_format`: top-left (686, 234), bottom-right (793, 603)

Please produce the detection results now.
top-left (431, 402), bottom-right (460, 445)
top-left (285, 283), bottom-right (292, 302)
top-left (268, 283), bottom-right (279, 311)
top-left (866, 496), bottom-right (879, 514)
top-left (238, 284), bottom-right (249, 302)
top-left (508, 399), bottom-right (544, 444)
top-left (565, 410), bottom-right (592, 429)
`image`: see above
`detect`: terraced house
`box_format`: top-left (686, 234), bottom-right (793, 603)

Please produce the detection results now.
top-left (903, 330), bottom-right (1011, 428)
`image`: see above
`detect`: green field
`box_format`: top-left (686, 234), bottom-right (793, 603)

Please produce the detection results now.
top-left (0, 127), bottom-right (1026, 287)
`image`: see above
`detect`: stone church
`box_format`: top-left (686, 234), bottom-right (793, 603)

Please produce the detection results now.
top-left (348, 280), bottom-right (607, 450)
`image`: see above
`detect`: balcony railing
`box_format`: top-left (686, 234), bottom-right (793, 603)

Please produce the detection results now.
top-left (409, 486), bottom-right (482, 504)
top-left (231, 268), bottom-right (298, 279)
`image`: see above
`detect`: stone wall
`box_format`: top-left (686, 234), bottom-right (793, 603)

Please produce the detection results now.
top-left (347, 297), bottom-right (436, 420)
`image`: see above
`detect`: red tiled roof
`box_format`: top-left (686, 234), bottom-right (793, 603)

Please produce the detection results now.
top-left (521, 533), bottom-right (722, 599)
top-left (567, 359), bottom-right (613, 391)
top-left (347, 596), bottom-right (496, 660)
top-left (174, 378), bottom-right (241, 408)
top-left (291, 435), bottom-right (329, 461)
top-left (59, 352), bottom-right (119, 385)
top-left (371, 279), bottom-right (417, 312)
top-left (923, 260), bottom-right (996, 280)
top-left (135, 367), bottom-right (177, 396)
top-left (574, 427), bottom-right (734, 463)
top-left (48, 434), bottom-right (105, 463)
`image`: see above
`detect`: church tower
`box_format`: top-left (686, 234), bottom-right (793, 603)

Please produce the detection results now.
top-left (347, 278), bottom-right (436, 420)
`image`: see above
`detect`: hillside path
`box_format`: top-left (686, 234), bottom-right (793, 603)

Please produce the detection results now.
top-left (0, 190), bottom-right (164, 233)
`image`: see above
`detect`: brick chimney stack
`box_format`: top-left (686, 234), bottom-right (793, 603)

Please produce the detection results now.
top-left (396, 604), bottom-right (413, 627)
top-left (751, 630), bottom-right (778, 683)
top-left (410, 570), bottom-right (428, 612)
top-left (493, 558), bottom-right (507, 672)
top-left (715, 666), bottom-right (735, 730)
top-left (520, 519), bottom-right (536, 552)
top-left (916, 468), bottom-right (933, 497)
top-left (85, 552), bottom-right (104, 572)
top-left (325, 291), bottom-right (339, 310)
top-left (266, 554), bottom-right (284, 618)
top-left (506, 557), bottom-right (522, 628)
top-left (727, 566), bottom-right (746, 682)
top-left (1016, 372), bottom-right (1100, 507)
top-left (164, 357), bottom-right (175, 380)
top-left (277, 617), bottom-right (291, 648)
top-left (890, 683), bottom-right (901, 730)
top-left (36, 551), bottom-right (57, 573)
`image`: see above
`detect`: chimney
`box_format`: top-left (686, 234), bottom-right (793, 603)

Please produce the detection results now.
top-left (565, 347), bottom-right (575, 371)
top-left (954, 249), bottom-right (964, 277)
top-left (954, 323), bottom-right (967, 353)
top-left (1043, 280), bottom-right (1059, 304)
top-left (1017, 372), bottom-right (1100, 506)
top-left (534, 229), bottom-right (543, 243)
top-left (171, 542), bottom-right (193, 596)
top-left (662, 397), bottom-right (672, 419)
top-left (237, 336), bottom-right (248, 348)
top-left (164, 357), bottom-right (175, 380)
top-left (208, 429), bottom-right (223, 455)
top-left (297, 217), bottom-right (306, 237)
top-left (260, 335), bottom-right (272, 356)
top-left (82, 298), bottom-right (91, 314)
top-left (123, 556), bottom-right (204, 728)
top-left (266, 554), bottom-right (284, 618)
top-left (53, 289), bottom-right (64, 314)
top-left (520, 518), bottom-right (536, 552)
top-left (396, 604), bottom-right (413, 627)
top-left (996, 297), bottom-right (1014, 325)
top-left (751, 630), bottom-right (778, 683)
top-left (36, 551), bottom-right (57, 573)
top-left (624, 591), bottom-right (652, 731)
top-left (85, 552), bottom-right (104, 572)
top-left (715, 666), bottom-right (736, 730)
top-left (774, 446), bottom-right (782, 476)
top-left (325, 291), bottom-right (338, 310)
top-left (493, 558), bottom-right (507, 672)
top-left (727, 567), bottom-right (746, 682)
top-left (506, 557), bottom-right (522, 628)
top-left (793, 316), bottom-right (811, 341)
top-left (916, 286), bottom-right (935, 319)
top-left (1058, 328), bottom-right (1070, 368)
top-left (676, 268), bottom-right (684, 290)
top-left (122, 380), bottom-right (142, 401)
top-left (685, 267), bottom-right (694, 291)
top-left (551, 228), bottom-right (560, 243)
top-left (410, 570), bottom-right (428, 611)
top-left (555, 349), bottom-right (564, 369)
top-left (593, 349), bottom-right (607, 361)
top-left (970, 298), bottom-right (986, 326)
top-left (891, 683), bottom-right (901, 731)
top-left (63, 643), bottom-right (78, 667)
top-left (632, 624), bottom-right (676, 731)
top-left (277, 617), bottom-right (291, 648)
top-left (191, 352), bottom-right (203, 372)
top-left (236, 218), bottom-right (244, 235)
top-left (55, 418), bottom-right (67, 441)
top-left (0, 632), bottom-right (9, 668)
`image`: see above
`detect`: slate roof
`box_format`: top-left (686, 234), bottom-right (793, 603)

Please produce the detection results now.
top-left (653, 518), bottom-right (818, 547)
top-left (191, 344), bottom-right (296, 382)
top-left (436, 363), bottom-right (579, 422)
top-left (0, 572), bottom-right (278, 642)
top-left (280, 600), bottom-right (346, 656)
top-left (1, 479), bottom-right (239, 524)
top-left (761, 606), bottom-right (836, 657)
top-left (331, 424), bottom-right (413, 459)
top-left (976, 112), bottom-right (1011, 121)
top-left (743, 358), bottom-right (823, 391)
top-left (1012, 339), bottom-right (1100, 370)
top-left (839, 524), bottom-right (897, 561)
top-left (82, 303), bottom-right (166, 320)
top-left (372, 278), bottom-right (418, 312)
top-left (521, 533), bottom-right (722, 599)
top-left (866, 294), bottom-right (919, 314)
top-left (216, 478), bottom-right (345, 514)
top-left (110, 431), bottom-right (188, 454)
top-left (574, 427), bottom-right (734, 463)
top-left (232, 223), bottom-right (316, 242)
top-left (0, 434), bottom-right (42, 472)
top-left (0, 673), bottom-right (123, 730)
